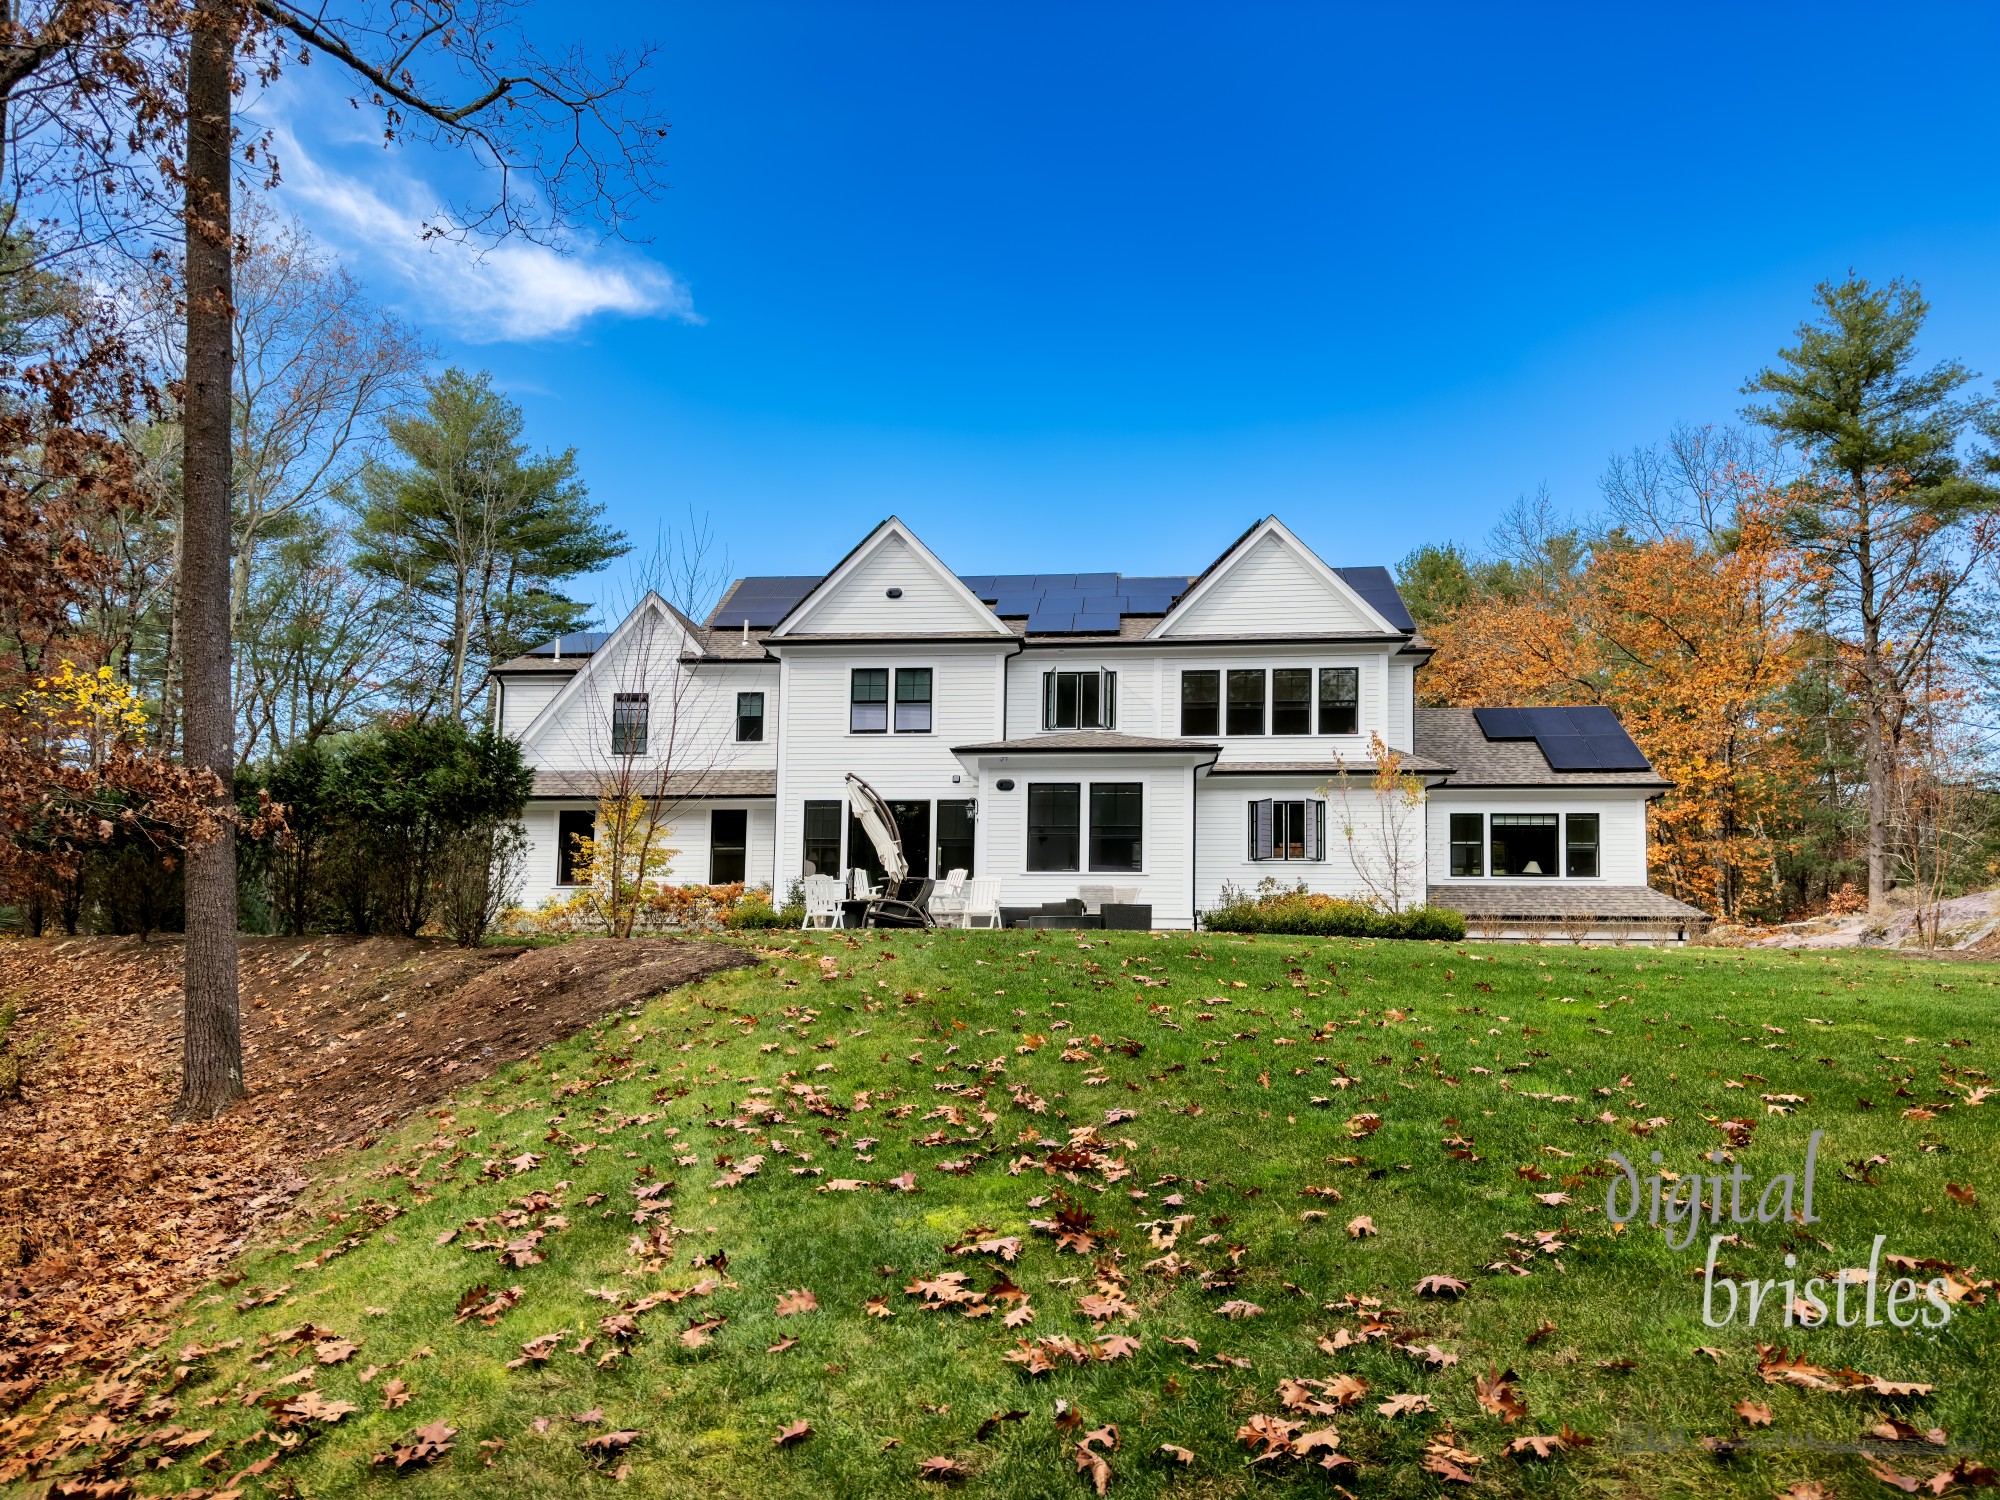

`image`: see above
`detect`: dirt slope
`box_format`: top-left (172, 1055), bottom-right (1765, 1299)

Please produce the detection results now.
top-left (0, 933), bottom-right (753, 1385)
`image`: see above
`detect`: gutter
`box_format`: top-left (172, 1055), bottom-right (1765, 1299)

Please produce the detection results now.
top-left (1190, 749), bottom-right (1220, 930)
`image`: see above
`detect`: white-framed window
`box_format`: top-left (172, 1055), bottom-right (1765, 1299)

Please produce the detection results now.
top-left (894, 668), bottom-right (933, 733)
top-left (1248, 798), bottom-right (1324, 861)
top-left (1042, 669), bottom-right (1116, 730)
top-left (1026, 781), bottom-right (1144, 872)
top-left (1446, 811), bottom-right (1604, 879)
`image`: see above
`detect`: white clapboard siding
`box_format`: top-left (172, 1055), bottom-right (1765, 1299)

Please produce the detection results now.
top-left (499, 676), bottom-right (566, 738)
top-left (1160, 531), bottom-right (1376, 636)
top-left (975, 762), bottom-right (1195, 927)
top-left (514, 801), bottom-right (777, 910)
top-left (1143, 647), bottom-right (1386, 763)
top-left (521, 624), bottom-right (779, 775)
top-left (1386, 659), bottom-right (1414, 753)
top-left (1195, 776), bottom-right (1427, 915)
top-left (772, 646), bottom-right (1007, 890)
top-left (788, 532), bottom-right (1002, 635)
top-left (1003, 651), bottom-right (1159, 739)
top-left (1424, 791), bottom-right (1650, 886)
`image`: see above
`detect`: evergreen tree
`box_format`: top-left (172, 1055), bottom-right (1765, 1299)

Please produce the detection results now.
top-left (352, 368), bottom-right (628, 719)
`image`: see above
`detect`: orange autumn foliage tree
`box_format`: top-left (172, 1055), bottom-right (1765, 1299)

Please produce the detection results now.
top-left (1425, 508), bottom-right (1813, 920)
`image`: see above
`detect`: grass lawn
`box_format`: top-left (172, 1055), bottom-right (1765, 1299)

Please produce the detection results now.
top-left (47, 931), bottom-right (2000, 1499)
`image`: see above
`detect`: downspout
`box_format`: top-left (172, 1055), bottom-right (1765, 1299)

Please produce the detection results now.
top-left (999, 637), bottom-right (1027, 740)
top-left (1190, 750), bottom-right (1220, 929)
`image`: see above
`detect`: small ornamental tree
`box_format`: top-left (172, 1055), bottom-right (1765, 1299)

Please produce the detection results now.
top-left (1327, 734), bottom-right (1428, 913)
top-left (570, 793), bottom-right (679, 939)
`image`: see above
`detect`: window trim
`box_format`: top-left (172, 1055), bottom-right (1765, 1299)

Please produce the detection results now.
top-left (1225, 668), bottom-right (1268, 736)
top-left (1247, 798), bottom-right (1325, 861)
top-left (1180, 669), bottom-right (1220, 737)
top-left (708, 807), bottom-right (749, 885)
top-left (610, 692), bottom-right (649, 756)
top-left (849, 668), bottom-right (889, 734)
top-left (555, 808), bottom-right (593, 886)
top-left (1565, 812), bottom-right (1600, 879)
top-left (735, 690), bottom-right (765, 743)
top-left (1042, 668), bottom-right (1117, 731)
top-left (1087, 781), bottom-right (1144, 873)
top-left (1270, 667), bottom-right (1313, 736)
top-left (1449, 811), bottom-right (1484, 878)
top-left (1317, 666), bottom-right (1359, 735)
top-left (1444, 808), bottom-right (1607, 880)
top-left (1025, 781), bottom-right (1082, 872)
top-left (802, 799), bottom-right (843, 877)
top-left (893, 667), bottom-right (933, 734)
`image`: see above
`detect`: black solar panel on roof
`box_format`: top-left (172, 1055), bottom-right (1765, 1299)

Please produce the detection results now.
top-left (1473, 705), bottom-right (1650, 772)
top-left (701, 563), bottom-right (1402, 631)
top-left (1333, 566), bottom-right (1416, 631)
top-left (527, 631), bottom-right (610, 656)
top-left (1473, 706), bottom-right (1532, 740)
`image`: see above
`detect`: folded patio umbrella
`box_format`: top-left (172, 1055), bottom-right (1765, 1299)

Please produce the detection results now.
top-left (845, 773), bottom-right (908, 886)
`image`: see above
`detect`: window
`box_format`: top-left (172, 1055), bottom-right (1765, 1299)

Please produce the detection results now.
top-left (736, 691), bottom-right (765, 742)
top-left (1180, 670), bottom-right (1220, 736)
top-left (1026, 783), bottom-right (1081, 871)
top-left (1449, 812), bottom-right (1484, 877)
top-left (1248, 799), bottom-right (1323, 860)
top-left (1088, 783), bottom-right (1143, 871)
top-left (849, 801), bottom-right (931, 884)
top-left (850, 669), bottom-right (888, 733)
top-left (1226, 669), bottom-right (1266, 735)
top-left (894, 668), bottom-right (933, 732)
top-left (802, 800), bottom-right (842, 877)
top-left (1490, 813), bottom-right (1559, 877)
top-left (611, 693), bottom-right (648, 755)
top-left (936, 799), bottom-right (976, 876)
top-left (1318, 667), bottom-right (1359, 735)
top-left (1271, 668), bottom-right (1312, 735)
top-left (1043, 670), bottom-right (1117, 730)
top-left (556, 809), bottom-right (593, 885)
top-left (709, 809), bottom-right (748, 884)
top-left (1566, 813), bottom-right (1600, 878)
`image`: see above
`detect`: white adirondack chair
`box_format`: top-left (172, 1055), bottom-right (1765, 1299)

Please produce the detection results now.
top-left (958, 876), bottom-right (1002, 929)
top-left (801, 875), bottom-right (844, 929)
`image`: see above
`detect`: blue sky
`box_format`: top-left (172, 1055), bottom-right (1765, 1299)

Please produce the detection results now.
top-left (263, 2), bottom-right (2000, 603)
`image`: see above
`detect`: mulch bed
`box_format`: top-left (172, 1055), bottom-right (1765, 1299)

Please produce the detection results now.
top-left (0, 933), bottom-right (753, 1397)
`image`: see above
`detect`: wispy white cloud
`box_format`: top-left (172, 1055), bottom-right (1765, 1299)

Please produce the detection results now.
top-left (269, 127), bottom-right (699, 343)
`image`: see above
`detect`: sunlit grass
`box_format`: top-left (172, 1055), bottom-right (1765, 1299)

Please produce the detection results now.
top-left (82, 933), bottom-right (2000, 1498)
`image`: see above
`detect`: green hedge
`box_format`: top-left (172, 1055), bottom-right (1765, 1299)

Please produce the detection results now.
top-left (1201, 892), bottom-right (1466, 940)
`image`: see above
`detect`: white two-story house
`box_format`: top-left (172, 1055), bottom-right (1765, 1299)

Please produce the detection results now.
top-left (490, 516), bottom-right (1707, 939)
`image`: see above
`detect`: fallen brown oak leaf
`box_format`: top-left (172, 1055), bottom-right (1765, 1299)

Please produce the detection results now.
top-left (772, 1420), bottom-right (813, 1448)
top-left (1474, 1364), bottom-right (1528, 1424)
top-left (373, 1420), bottom-right (458, 1468)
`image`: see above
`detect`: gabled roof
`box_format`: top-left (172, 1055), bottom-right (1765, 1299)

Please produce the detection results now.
top-left (766, 517), bottom-right (1016, 639)
top-left (1148, 516), bottom-right (1405, 639)
top-left (698, 516), bottom-right (1414, 643)
top-left (512, 591), bottom-right (700, 747)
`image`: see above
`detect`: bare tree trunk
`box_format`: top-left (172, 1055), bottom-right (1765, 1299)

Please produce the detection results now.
top-left (173, 0), bottom-right (242, 1121)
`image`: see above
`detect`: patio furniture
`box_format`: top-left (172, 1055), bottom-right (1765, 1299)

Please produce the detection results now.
top-left (847, 867), bottom-right (879, 900)
top-left (845, 773), bottom-right (934, 928)
top-left (1102, 903), bottom-right (1153, 930)
top-left (1078, 884), bottom-right (1115, 914)
top-left (957, 877), bottom-right (1002, 929)
top-left (865, 877), bottom-right (934, 928)
top-left (801, 874), bottom-right (844, 929)
top-left (929, 869), bottom-right (969, 925)
top-left (998, 905), bottom-right (1040, 930)
top-left (1026, 914), bottom-right (1105, 930)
